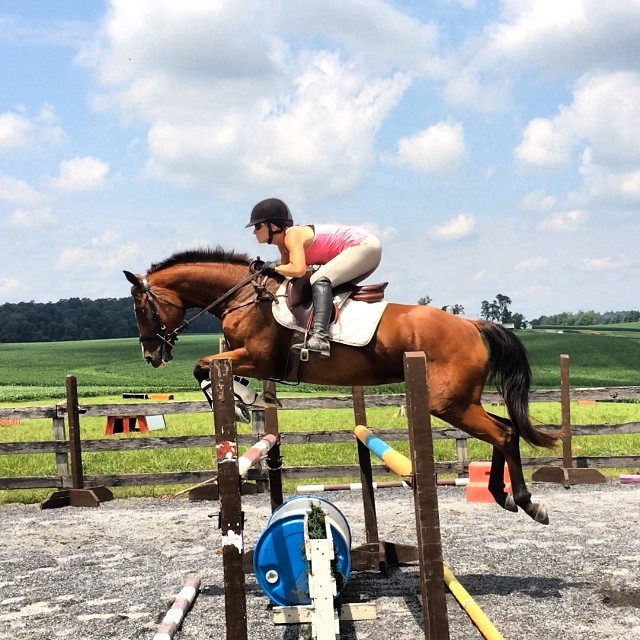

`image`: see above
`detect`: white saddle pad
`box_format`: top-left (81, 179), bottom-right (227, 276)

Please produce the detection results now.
top-left (271, 281), bottom-right (388, 347)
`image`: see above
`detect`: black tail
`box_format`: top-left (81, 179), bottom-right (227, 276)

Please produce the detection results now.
top-left (475, 320), bottom-right (558, 448)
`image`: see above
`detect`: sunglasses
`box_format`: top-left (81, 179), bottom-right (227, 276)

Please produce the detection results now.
top-left (254, 222), bottom-right (266, 230)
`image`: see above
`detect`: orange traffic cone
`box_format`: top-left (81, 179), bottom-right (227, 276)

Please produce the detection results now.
top-left (465, 461), bottom-right (511, 503)
top-left (105, 415), bottom-right (149, 435)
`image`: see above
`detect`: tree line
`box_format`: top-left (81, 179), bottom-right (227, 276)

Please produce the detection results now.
top-left (0, 298), bottom-right (221, 343)
top-left (422, 292), bottom-right (639, 330)
top-left (1, 294), bottom-right (638, 344)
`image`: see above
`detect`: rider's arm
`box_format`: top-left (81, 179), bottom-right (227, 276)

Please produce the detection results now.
top-left (275, 226), bottom-right (313, 278)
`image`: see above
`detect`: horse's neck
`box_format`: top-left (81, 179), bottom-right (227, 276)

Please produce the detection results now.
top-left (154, 265), bottom-right (245, 309)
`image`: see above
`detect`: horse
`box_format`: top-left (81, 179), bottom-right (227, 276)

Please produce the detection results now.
top-left (124, 246), bottom-right (559, 524)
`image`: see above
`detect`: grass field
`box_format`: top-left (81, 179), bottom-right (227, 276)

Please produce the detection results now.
top-left (2, 395), bottom-right (639, 504)
top-left (1, 328), bottom-right (640, 403)
top-left (1, 328), bottom-right (638, 504)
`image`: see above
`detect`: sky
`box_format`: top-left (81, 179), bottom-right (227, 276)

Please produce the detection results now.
top-left (1, 0), bottom-right (639, 320)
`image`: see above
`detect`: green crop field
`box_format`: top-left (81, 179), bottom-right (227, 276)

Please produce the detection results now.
top-left (1, 328), bottom-right (639, 403)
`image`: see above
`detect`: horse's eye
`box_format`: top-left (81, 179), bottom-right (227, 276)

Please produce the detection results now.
top-left (135, 308), bottom-right (146, 316)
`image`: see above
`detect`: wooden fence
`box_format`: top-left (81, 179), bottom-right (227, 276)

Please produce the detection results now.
top-left (1, 383), bottom-right (639, 493)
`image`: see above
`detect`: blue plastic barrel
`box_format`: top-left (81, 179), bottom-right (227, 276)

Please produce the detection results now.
top-left (252, 496), bottom-right (352, 606)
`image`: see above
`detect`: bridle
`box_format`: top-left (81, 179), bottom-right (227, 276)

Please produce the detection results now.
top-left (136, 269), bottom-right (265, 351)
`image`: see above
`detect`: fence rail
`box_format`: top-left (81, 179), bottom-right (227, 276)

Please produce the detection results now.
top-left (1, 385), bottom-right (639, 494)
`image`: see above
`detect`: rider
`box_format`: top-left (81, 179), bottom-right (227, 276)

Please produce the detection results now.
top-left (246, 197), bottom-right (382, 357)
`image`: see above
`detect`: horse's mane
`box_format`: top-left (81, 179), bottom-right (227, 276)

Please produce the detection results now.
top-left (148, 246), bottom-right (251, 273)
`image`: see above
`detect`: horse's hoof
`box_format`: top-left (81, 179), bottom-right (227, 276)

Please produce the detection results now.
top-left (530, 503), bottom-right (549, 525)
top-left (503, 493), bottom-right (518, 512)
top-left (235, 403), bottom-right (251, 423)
top-left (257, 391), bottom-right (283, 408)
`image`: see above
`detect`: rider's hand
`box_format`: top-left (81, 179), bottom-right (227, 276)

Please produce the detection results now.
top-left (249, 258), bottom-right (279, 274)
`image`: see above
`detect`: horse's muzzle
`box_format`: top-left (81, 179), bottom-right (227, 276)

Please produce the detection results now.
top-left (143, 346), bottom-right (173, 368)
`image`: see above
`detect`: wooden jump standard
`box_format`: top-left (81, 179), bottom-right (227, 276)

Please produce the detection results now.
top-left (40, 375), bottom-right (113, 509)
top-left (212, 352), bottom-right (451, 640)
top-left (532, 354), bottom-right (606, 487)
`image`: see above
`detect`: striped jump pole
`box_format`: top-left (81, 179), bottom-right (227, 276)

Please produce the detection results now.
top-left (297, 480), bottom-right (411, 493)
top-left (353, 425), bottom-right (413, 477)
top-left (153, 575), bottom-right (201, 640)
top-left (296, 477), bottom-right (469, 493)
top-left (237, 434), bottom-right (277, 478)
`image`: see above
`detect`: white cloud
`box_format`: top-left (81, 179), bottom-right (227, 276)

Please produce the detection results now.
top-left (581, 256), bottom-right (626, 271)
top-left (515, 117), bottom-right (571, 167)
top-left (0, 173), bottom-right (45, 206)
top-left (482, 1), bottom-right (640, 76)
top-left (57, 236), bottom-right (138, 269)
top-left (0, 106), bottom-right (64, 152)
top-left (77, 0), bottom-right (435, 197)
top-left (7, 207), bottom-right (55, 229)
top-left (579, 146), bottom-right (640, 203)
top-left (515, 256), bottom-right (548, 271)
top-left (0, 277), bottom-right (20, 296)
top-left (539, 209), bottom-right (586, 231)
top-left (143, 51), bottom-right (409, 196)
top-left (471, 269), bottom-right (490, 283)
top-left (517, 72), bottom-right (640, 169)
top-left (520, 191), bottom-right (557, 211)
top-left (390, 121), bottom-right (467, 174)
top-left (438, 2), bottom-right (640, 112)
top-left (428, 212), bottom-right (476, 240)
top-left (47, 156), bottom-right (110, 192)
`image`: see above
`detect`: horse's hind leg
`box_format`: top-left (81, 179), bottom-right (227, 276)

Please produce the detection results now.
top-left (489, 447), bottom-right (517, 513)
top-left (442, 405), bottom-right (549, 524)
top-left (487, 412), bottom-right (549, 525)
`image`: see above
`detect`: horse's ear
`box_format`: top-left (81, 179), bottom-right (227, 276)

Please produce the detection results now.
top-left (123, 270), bottom-right (142, 287)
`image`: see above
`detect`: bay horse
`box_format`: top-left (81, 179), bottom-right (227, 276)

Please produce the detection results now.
top-left (124, 246), bottom-right (559, 524)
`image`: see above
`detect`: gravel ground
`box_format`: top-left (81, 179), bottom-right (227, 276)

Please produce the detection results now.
top-left (1, 482), bottom-right (639, 639)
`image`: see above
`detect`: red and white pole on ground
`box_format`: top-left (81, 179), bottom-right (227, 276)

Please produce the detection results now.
top-left (153, 575), bottom-right (201, 640)
top-left (296, 477), bottom-right (468, 493)
top-left (237, 434), bottom-right (277, 478)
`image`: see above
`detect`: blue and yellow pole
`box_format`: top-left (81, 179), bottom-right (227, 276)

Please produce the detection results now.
top-left (353, 425), bottom-right (413, 477)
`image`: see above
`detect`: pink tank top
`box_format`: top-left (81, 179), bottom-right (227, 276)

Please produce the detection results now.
top-left (302, 224), bottom-right (368, 265)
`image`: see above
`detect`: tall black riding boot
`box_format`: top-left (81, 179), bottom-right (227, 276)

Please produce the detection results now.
top-left (292, 277), bottom-right (333, 357)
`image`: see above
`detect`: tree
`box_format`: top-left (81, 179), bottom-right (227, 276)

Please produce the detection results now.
top-left (480, 294), bottom-right (524, 326)
top-left (417, 295), bottom-right (432, 306)
top-left (495, 293), bottom-right (512, 323)
top-left (480, 299), bottom-right (500, 321)
top-left (511, 313), bottom-right (528, 329)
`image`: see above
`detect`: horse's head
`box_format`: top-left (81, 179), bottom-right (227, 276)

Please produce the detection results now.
top-left (123, 270), bottom-right (186, 367)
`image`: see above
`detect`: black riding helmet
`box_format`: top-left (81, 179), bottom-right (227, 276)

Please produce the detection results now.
top-left (245, 198), bottom-right (293, 228)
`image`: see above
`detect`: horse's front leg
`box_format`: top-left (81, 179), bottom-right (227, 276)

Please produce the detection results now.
top-left (194, 350), bottom-right (278, 422)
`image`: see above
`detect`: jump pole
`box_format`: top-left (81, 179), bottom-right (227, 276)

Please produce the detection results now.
top-left (153, 575), bottom-right (201, 640)
top-left (296, 477), bottom-right (468, 493)
top-left (442, 565), bottom-right (504, 640)
top-left (237, 434), bottom-right (277, 478)
top-left (353, 425), bottom-right (413, 477)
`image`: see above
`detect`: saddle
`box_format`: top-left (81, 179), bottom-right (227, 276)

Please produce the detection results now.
top-left (285, 272), bottom-right (387, 330)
